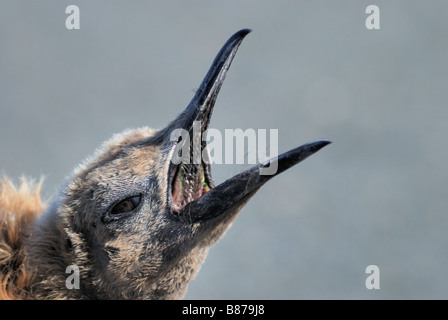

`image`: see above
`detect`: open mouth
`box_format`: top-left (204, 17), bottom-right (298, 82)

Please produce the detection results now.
top-left (169, 92), bottom-right (215, 213)
top-left (171, 157), bottom-right (213, 213)
top-left (166, 29), bottom-right (331, 222)
top-left (166, 29), bottom-right (250, 216)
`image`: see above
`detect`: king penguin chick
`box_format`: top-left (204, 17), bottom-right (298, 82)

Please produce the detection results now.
top-left (0, 29), bottom-right (330, 299)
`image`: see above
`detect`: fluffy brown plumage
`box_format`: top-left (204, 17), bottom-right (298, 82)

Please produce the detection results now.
top-left (0, 178), bottom-right (45, 299)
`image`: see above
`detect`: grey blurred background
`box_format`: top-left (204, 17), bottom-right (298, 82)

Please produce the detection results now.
top-left (1, 1), bottom-right (447, 299)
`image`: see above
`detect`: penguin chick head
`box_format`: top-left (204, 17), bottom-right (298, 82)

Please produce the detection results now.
top-left (46, 29), bottom-right (330, 299)
top-left (61, 127), bottom-right (212, 299)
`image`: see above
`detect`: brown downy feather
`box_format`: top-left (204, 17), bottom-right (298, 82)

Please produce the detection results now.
top-left (0, 178), bottom-right (46, 299)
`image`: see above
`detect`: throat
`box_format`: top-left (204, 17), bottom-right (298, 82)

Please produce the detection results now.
top-left (171, 164), bottom-right (210, 212)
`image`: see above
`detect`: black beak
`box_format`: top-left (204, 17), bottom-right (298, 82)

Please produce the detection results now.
top-left (181, 140), bottom-right (331, 222)
top-left (179, 28), bottom-right (252, 131)
top-left (165, 29), bottom-right (331, 222)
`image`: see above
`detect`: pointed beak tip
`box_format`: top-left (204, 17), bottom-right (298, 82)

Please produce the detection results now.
top-left (315, 139), bottom-right (333, 150)
top-left (238, 28), bottom-right (252, 36)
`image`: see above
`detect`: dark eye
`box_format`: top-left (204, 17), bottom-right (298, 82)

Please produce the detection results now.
top-left (110, 195), bottom-right (141, 215)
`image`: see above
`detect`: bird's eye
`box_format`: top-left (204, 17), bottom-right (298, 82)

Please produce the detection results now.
top-left (110, 195), bottom-right (141, 215)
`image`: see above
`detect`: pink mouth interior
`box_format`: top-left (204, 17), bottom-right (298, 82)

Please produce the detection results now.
top-left (171, 165), bottom-right (210, 212)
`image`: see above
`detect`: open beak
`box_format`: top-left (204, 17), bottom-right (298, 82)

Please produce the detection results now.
top-left (164, 29), bottom-right (331, 222)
